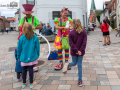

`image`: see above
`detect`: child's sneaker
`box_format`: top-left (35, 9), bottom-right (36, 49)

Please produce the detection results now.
top-left (22, 83), bottom-right (26, 89)
top-left (17, 77), bottom-right (22, 82)
top-left (30, 82), bottom-right (36, 89)
top-left (62, 62), bottom-right (69, 74)
top-left (30, 83), bottom-right (33, 89)
top-left (78, 81), bottom-right (83, 87)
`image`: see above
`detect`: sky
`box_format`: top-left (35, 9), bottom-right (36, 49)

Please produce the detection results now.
top-left (0, 0), bottom-right (110, 18)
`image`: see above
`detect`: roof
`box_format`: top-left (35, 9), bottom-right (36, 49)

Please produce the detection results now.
top-left (105, 1), bottom-right (111, 9)
top-left (90, 0), bottom-right (96, 11)
top-left (1, 16), bottom-right (10, 22)
top-left (95, 10), bottom-right (102, 15)
top-left (15, 9), bottom-right (19, 14)
top-left (105, 1), bottom-right (110, 5)
top-left (0, 17), bottom-right (3, 20)
top-left (7, 17), bottom-right (16, 22)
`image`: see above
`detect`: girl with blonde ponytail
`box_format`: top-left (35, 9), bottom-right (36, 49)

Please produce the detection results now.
top-left (63, 19), bottom-right (87, 87)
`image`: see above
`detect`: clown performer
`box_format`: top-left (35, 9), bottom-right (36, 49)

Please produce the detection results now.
top-left (18, 4), bottom-right (42, 32)
top-left (18, 4), bottom-right (42, 72)
top-left (54, 7), bottom-right (73, 70)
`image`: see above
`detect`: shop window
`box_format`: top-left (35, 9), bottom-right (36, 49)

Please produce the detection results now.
top-left (26, 0), bottom-right (35, 5)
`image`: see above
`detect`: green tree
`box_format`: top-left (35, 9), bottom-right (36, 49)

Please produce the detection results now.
top-left (110, 18), bottom-right (114, 29)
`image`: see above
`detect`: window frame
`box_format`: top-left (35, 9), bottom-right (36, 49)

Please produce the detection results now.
top-left (26, 0), bottom-right (35, 5)
top-left (52, 11), bottom-right (72, 20)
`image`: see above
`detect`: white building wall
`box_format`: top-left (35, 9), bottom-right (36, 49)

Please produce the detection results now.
top-left (15, 14), bottom-right (19, 31)
top-left (19, 0), bottom-right (87, 27)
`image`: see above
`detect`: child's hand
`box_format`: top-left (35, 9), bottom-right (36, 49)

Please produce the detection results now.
top-left (76, 51), bottom-right (82, 56)
top-left (18, 59), bottom-right (20, 61)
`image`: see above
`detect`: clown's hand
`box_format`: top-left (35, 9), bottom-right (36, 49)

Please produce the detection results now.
top-left (32, 27), bottom-right (35, 30)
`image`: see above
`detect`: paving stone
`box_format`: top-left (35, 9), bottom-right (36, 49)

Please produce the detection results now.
top-left (71, 85), bottom-right (84, 90)
top-left (97, 77), bottom-right (109, 81)
top-left (84, 86), bottom-right (97, 90)
top-left (10, 87), bottom-right (22, 90)
top-left (111, 86), bottom-right (120, 90)
top-left (33, 84), bottom-right (42, 89)
top-left (64, 73), bottom-right (77, 77)
top-left (41, 85), bottom-right (58, 89)
top-left (98, 86), bottom-right (111, 90)
top-left (13, 82), bottom-right (22, 88)
top-left (2, 80), bottom-right (16, 86)
top-left (100, 81), bottom-right (110, 85)
top-left (51, 80), bottom-right (67, 85)
top-left (91, 81), bottom-right (101, 85)
top-left (39, 80), bottom-right (52, 84)
top-left (58, 85), bottom-right (71, 89)
top-left (48, 76), bottom-right (61, 80)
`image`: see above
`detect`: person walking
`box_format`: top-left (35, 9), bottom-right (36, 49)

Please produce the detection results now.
top-left (2, 29), bottom-right (4, 34)
top-left (101, 20), bottom-right (110, 46)
top-left (62, 19), bottom-right (87, 87)
top-left (105, 16), bottom-right (111, 44)
top-left (116, 24), bottom-right (120, 37)
top-left (17, 22), bottom-right (40, 89)
top-left (54, 7), bottom-right (73, 70)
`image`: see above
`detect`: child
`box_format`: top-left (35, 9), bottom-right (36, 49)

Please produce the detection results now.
top-left (15, 48), bottom-right (23, 81)
top-left (62, 19), bottom-right (87, 87)
top-left (17, 22), bottom-right (40, 89)
top-left (116, 24), bottom-right (120, 37)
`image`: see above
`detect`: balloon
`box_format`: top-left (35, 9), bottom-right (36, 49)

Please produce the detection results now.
top-left (18, 24), bottom-right (23, 40)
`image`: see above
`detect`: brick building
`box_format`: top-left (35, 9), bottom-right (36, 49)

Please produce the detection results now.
top-left (1, 16), bottom-right (10, 31)
top-left (89, 0), bottom-right (96, 24)
top-left (0, 17), bottom-right (4, 31)
top-left (109, 0), bottom-right (117, 27)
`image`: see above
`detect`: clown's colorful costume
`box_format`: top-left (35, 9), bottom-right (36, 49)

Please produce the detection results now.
top-left (54, 17), bottom-right (72, 69)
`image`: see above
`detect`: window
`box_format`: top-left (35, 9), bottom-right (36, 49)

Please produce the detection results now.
top-left (52, 11), bottom-right (72, 20)
top-left (92, 16), bottom-right (94, 22)
top-left (114, 2), bottom-right (115, 10)
top-left (26, 0), bottom-right (35, 5)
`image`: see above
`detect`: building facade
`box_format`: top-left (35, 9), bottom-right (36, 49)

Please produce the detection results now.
top-left (0, 17), bottom-right (4, 31)
top-left (15, 9), bottom-right (19, 31)
top-left (7, 17), bottom-right (16, 31)
top-left (1, 16), bottom-right (10, 31)
top-left (109, 0), bottom-right (117, 27)
top-left (19, 0), bottom-right (88, 28)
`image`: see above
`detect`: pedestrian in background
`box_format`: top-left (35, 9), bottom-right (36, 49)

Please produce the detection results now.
top-left (116, 24), bottom-right (120, 37)
top-left (101, 20), bottom-right (110, 46)
top-left (2, 29), bottom-right (4, 34)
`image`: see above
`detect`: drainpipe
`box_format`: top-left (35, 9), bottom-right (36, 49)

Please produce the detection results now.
top-left (116, 0), bottom-right (119, 27)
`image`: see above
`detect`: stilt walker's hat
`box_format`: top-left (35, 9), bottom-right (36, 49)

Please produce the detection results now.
top-left (22, 4), bottom-right (34, 14)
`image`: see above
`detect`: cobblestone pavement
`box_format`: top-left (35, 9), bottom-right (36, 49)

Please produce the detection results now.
top-left (0, 29), bottom-right (120, 90)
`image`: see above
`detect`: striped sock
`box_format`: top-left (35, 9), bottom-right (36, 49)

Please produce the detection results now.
top-left (65, 49), bottom-right (69, 62)
top-left (58, 49), bottom-right (63, 63)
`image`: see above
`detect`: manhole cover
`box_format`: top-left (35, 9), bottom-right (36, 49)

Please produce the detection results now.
top-left (36, 60), bottom-right (45, 66)
top-left (8, 47), bottom-right (17, 52)
top-left (99, 41), bottom-right (102, 42)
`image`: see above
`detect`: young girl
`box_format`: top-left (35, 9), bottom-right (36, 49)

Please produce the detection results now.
top-left (101, 20), bottom-right (110, 46)
top-left (63, 19), bottom-right (87, 87)
top-left (17, 22), bottom-right (40, 89)
top-left (15, 48), bottom-right (23, 82)
top-left (116, 24), bottom-right (120, 37)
